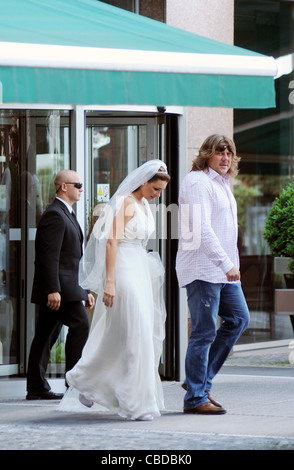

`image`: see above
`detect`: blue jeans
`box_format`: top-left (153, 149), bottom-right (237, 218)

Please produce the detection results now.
top-left (184, 279), bottom-right (250, 409)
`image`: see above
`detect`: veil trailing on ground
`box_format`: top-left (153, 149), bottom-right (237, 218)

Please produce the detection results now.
top-left (79, 159), bottom-right (168, 298)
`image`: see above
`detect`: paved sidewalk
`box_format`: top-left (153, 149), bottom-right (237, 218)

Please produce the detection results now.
top-left (0, 340), bottom-right (294, 452)
top-left (226, 338), bottom-right (294, 368)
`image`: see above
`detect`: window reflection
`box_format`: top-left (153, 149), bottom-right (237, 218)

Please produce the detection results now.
top-left (0, 110), bottom-right (70, 369)
top-left (234, 0), bottom-right (294, 342)
top-left (86, 124), bottom-right (146, 239)
top-left (0, 114), bottom-right (20, 365)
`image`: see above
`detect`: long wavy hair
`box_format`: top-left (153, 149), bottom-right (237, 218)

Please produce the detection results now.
top-left (191, 134), bottom-right (240, 177)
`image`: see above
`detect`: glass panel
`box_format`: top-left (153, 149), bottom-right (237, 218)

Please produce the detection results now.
top-left (26, 110), bottom-right (70, 374)
top-left (234, 0), bottom-right (294, 343)
top-left (33, 114), bottom-right (70, 212)
top-left (86, 124), bottom-right (146, 239)
top-left (0, 113), bottom-right (21, 366)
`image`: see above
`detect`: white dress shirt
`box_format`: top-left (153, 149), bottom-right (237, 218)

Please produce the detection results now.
top-left (56, 196), bottom-right (73, 214)
top-left (176, 168), bottom-right (239, 287)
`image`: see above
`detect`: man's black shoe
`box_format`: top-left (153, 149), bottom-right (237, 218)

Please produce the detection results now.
top-left (26, 390), bottom-right (64, 400)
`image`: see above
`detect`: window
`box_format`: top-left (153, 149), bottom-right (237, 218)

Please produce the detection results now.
top-left (100, 0), bottom-right (138, 13)
top-left (234, 0), bottom-right (294, 342)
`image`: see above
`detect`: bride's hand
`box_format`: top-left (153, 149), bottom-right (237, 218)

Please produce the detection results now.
top-left (103, 281), bottom-right (115, 308)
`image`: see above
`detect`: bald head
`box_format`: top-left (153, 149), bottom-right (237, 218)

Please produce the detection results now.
top-left (54, 170), bottom-right (79, 189)
top-left (54, 169), bottom-right (83, 206)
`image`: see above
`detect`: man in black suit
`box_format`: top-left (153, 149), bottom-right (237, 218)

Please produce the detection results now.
top-left (26, 170), bottom-right (95, 400)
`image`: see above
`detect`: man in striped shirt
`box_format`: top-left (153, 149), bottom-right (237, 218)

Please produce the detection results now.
top-left (176, 134), bottom-right (250, 415)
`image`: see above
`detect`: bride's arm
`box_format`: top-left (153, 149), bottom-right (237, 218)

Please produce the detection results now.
top-left (102, 198), bottom-right (134, 307)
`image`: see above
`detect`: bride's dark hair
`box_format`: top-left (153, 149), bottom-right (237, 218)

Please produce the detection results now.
top-left (148, 166), bottom-right (170, 183)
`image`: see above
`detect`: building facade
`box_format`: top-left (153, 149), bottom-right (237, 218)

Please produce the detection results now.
top-left (0, 0), bottom-right (293, 381)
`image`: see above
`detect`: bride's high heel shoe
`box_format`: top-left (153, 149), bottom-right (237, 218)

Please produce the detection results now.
top-left (79, 393), bottom-right (94, 408)
top-left (136, 413), bottom-right (154, 421)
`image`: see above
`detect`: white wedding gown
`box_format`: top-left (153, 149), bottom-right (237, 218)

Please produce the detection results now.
top-left (59, 197), bottom-right (166, 420)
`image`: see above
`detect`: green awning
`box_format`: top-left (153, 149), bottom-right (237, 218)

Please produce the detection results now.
top-left (0, 0), bottom-right (277, 108)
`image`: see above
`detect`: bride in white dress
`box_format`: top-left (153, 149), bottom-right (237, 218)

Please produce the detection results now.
top-left (59, 160), bottom-right (170, 421)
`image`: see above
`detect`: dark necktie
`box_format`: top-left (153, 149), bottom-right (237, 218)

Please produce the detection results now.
top-left (71, 210), bottom-right (82, 240)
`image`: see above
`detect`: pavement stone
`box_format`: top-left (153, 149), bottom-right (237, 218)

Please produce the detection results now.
top-left (0, 341), bottom-right (294, 454)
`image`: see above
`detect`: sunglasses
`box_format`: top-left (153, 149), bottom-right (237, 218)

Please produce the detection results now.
top-left (65, 182), bottom-right (83, 189)
top-left (56, 182), bottom-right (83, 193)
top-left (215, 144), bottom-right (233, 153)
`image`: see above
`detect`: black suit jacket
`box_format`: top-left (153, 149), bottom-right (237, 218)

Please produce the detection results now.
top-left (31, 198), bottom-right (89, 304)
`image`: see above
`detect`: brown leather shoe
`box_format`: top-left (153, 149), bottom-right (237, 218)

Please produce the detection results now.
top-left (206, 391), bottom-right (223, 408)
top-left (184, 401), bottom-right (226, 415)
top-left (181, 384), bottom-right (223, 409)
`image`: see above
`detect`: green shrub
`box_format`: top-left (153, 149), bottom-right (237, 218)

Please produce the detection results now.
top-left (49, 342), bottom-right (65, 363)
top-left (264, 182), bottom-right (294, 275)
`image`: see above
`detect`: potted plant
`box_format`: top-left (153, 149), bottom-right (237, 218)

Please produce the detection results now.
top-left (263, 182), bottom-right (294, 319)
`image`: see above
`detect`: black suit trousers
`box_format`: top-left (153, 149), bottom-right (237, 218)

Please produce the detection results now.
top-left (27, 301), bottom-right (89, 393)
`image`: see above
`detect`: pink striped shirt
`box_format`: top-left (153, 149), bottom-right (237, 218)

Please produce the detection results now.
top-left (176, 168), bottom-right (239, 287)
